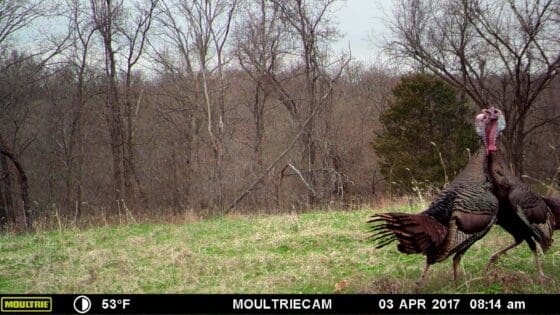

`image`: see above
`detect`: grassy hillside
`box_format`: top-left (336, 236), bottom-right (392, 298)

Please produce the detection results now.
top-left (1, 205), bottom-right (559, 293)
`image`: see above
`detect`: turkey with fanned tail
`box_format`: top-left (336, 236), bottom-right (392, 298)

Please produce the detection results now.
top-left (368, 111), bottom-right (502, 287)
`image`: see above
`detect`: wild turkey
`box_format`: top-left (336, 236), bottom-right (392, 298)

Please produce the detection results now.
top-left (485, 107), bottom-right (557, 277)
top-left (368, 111), bottom-right (502, 286)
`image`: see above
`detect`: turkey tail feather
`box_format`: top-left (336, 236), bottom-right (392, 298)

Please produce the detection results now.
top-left (375, 236), bottom-right (397, 249)
top-left (368, 212), bottom-right (447, 254)
top-left (543, 197), bottom-right (560, 230)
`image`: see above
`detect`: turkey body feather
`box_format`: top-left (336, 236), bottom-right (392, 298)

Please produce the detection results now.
top-left (368, 150), bottom-right (498, 282)
top-left (487, 151), bottom-right (556, 276)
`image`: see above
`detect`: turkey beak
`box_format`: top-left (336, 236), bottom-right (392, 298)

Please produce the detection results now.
top-left (487, 107), bottom-right (500, 120)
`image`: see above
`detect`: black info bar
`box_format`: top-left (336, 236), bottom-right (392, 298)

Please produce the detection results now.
top-left (0, 294), bottom-right (557, 314)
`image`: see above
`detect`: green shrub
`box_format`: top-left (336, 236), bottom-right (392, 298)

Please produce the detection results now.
top-left (373, 73), bottom-right (479, 193)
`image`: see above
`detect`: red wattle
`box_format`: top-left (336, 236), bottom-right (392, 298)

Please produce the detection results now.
top-left (485, 120), bottom-right (498, 153)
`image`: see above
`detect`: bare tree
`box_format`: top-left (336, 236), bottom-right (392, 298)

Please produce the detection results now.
top-left (38, 0), bottom-right (100, 223)
top-left (150, 1), bottom-right (203, 210)
top-left (0, 1), bottom-right (46, 57)
top-left (0, 134), bottom-right (31, 230)
top-left (227, 62), bottom-right (349, 211)
top-left (120, 0), bottom-right (157, 210)
top-left (232, 0), bottom-right (287, 206)
top-left (264, 0), bottom-right (344, 204)
top-left (157, 0), bottom-right (238, 211)
top-left (67, 0), bottom-right (96, 222)
top-left (0, 0), bottom-right (66, 230)
top-left (227, 0), bottom-right (350, 208)
top-left (235, 0), bottom-right (284, 171)
top-left (0, 54), bottom-right (39, 230)
top-left (89, 0), bottom-right (156, 212)
top-left (390, 0), bottom-right (560, 175)
top-left (90, 0), bottom-right (126, 212)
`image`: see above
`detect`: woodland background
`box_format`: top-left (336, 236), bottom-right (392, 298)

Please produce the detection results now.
top-left (0, 0), bottom-right (559, 231)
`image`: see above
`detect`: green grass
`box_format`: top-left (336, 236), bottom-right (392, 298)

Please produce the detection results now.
top-left (1, 205), bottom-right (559, 293)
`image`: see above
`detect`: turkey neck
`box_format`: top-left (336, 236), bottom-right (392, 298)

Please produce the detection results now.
top-left (450, 149), bottom-right (489, 184)
top-left (488, 150), bottom-right (518, 198)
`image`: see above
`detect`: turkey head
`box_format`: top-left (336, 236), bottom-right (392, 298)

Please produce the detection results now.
top-left (477, 107), bottom-right (508, 189)
top-left (475, 107), bottom-right (505, 154)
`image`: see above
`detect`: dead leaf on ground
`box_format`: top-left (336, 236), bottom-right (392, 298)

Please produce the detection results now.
top-left (335, 280), bottom-right (348, 292)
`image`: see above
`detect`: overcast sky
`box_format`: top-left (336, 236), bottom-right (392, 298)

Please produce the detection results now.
top-left (17, 0), bottom-right (396, 68)
top-left (335, 0), bottom-right (394, 63)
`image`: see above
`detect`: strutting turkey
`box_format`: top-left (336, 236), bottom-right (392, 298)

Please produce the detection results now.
top-left (484, 107), bottom-right (558, 278)
top-left (368, 111), bottom-right (503, 286)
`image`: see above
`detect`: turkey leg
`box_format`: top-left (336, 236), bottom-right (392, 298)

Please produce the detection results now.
top-left (487, 239), bottom-right (522, 265)
top-left (453, 252), bottom-right (464, 286)
top-left (532, 249), bottom-right (546, 278)
top-left (415, 262), bottom-right (430, 291)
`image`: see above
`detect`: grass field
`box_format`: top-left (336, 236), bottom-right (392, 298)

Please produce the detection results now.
top-left (1, 204), bottom-right (559, 293)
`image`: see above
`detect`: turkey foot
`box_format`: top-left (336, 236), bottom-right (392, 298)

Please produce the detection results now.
top-left (485, 240), bottom-right (521, 271)
top-left (414, 263), bottom-right (430, 292)
top-left (533, 250), bottom-right (550, 285)
top-left (537, 274), bottom-right (551, 286)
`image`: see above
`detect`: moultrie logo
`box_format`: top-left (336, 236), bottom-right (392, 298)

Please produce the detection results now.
top-left (1, 296), bottom-right (52, 312)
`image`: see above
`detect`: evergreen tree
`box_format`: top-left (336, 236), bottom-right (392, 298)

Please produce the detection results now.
top-left (373, 73), bottom-right (479, 193)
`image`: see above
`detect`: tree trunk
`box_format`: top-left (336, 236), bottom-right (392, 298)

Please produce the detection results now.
top-left (301, 117), bottom-right (316, 204)
top-left (73, 89), bottom-right (85, 225)
top-left (216, 54), bottom-right (227, 212)
top-left (70, 106), bottom-right (85, 225)
top-left (0, 154), bottom-right (14, 224)
top-left (64, 160), bottom-right (73, 214)
top-left (0, 179), bottom-right (6, 230)
top-left (123, 91), bottom-right (135, 210)
top-left (93, 0), bottom-right (126, 213)
top-left (107, 100), bottom-right (124, 210)
top-left (303, 57), bottom-right (318, 205)
top-left (512, 116), bottom-right (526, 176)
top-left (0, 147), bottom-right (32, 231)
top-left (171, 143), bottom-right (181, 212)
top-left (75, 147), bottom-right (84, 225)
top-left (104, 39), bottom-right (125, 212)
top-left (190, 114), bottom-right (201, 208)
top-left (252, 86), bottom-right (265, 172)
